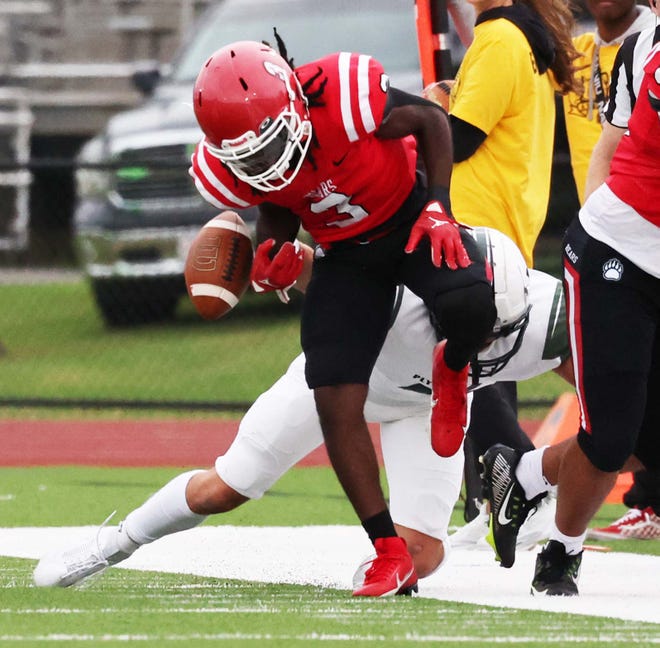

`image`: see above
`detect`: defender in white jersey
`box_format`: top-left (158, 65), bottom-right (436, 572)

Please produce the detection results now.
top-left (33, 227), bottom-right (570, 591)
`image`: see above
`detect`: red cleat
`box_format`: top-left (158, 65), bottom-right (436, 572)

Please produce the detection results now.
top-left (431, 340), bottom-right (468, 457)
top-left (352, 537), bottom-right (418, 597)
top-left (588, 507), bottom-right (660, 540)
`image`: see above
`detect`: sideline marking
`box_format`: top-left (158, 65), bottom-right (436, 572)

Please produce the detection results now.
top-left (2, 526), bottom-right (658, 624)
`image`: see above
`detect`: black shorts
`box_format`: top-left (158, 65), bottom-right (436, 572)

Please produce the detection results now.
top-left (563, 217), bottom-right (660, 471)
top-left (301, 179), bottom-right (493, 389)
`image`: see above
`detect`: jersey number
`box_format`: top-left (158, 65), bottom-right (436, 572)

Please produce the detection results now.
top-left (310, 192), bottom-right (368, 228)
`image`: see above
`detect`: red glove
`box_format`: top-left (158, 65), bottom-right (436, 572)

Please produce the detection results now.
top-left (404, 200), bottom-right (472, 270)
top-left (250, 239), bottom-right (304, 304)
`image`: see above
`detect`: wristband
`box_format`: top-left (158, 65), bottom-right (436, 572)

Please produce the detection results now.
top-left (427, 185), bottom-right (452, 216)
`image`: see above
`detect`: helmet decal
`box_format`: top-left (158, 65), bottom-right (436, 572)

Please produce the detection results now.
top-left (264, 60), bottom-right (298, 101)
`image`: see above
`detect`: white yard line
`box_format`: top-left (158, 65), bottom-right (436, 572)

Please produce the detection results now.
top-left (1, 525), bottom-right (658, 624)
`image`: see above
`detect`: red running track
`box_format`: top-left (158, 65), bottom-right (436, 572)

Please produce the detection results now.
top-left (0, 419), bottom-right (540, 467)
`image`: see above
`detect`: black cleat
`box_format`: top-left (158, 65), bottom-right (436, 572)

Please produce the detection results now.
top-left (531, 540), bottom-right (582, 596)
top-left (480, 444), bottom-right (546, 568)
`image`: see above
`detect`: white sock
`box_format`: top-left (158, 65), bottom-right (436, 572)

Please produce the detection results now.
top-left (515, 446), bottom-right (556, 500)
top-left (548, 522), bottom-right (586, 555)
top-left (113, 470), bottom-right (207, 550)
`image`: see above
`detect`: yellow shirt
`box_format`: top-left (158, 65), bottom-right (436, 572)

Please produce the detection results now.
top-left (449, 17), bottom-right (556, 266)
top-left (562, 33), bottom-right (620, 205)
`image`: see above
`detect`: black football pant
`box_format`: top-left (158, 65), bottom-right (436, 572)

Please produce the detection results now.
top-left (463, 381), bottom-right (535, 521)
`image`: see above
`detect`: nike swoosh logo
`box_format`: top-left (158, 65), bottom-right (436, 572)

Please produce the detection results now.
top-left (497, 486), bottom-right (515, 526)
top-left (396, 567), bottom-right (414, 590)
top-left (332, 152), bottom-right (348, 166)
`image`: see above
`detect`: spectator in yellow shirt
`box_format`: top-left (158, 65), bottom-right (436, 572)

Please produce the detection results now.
top-left (448, 0), bottom-right (580, 267)
top-left (563, 0), bottom-right (654, 204)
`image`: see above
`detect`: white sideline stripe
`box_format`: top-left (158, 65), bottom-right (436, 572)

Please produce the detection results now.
top-left (203, 218), bottom-right (251, 239)
top-left (190, 283), bottom-right (239, 306)
top-left (3, 526), bottom-right (659, 625)
top-left (1, 633), bottom-right (649, 643)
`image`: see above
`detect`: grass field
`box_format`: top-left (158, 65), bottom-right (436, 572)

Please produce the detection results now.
top-left (2, 271), bottom-right (658, 645)
top-left (0, 466), bottom-right (659, 646)
top-left (0, 280), bottom-right (569, 416)
top-left (0, 282), bottom-right (302, 405)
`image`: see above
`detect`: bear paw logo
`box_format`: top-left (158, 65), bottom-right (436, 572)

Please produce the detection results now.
top-left (602, 258), bottom-right (623, 281)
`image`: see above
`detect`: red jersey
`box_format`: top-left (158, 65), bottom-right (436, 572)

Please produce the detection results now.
top-left (190, 52), bottom-right (418, 244)
top-left (607, 44), bottom-right (660, 228)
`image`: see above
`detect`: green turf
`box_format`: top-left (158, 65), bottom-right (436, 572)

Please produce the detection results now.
top-left (1, 465), bottom-right (658, 556)
top-left (0, 466), bottom-right (356, 528)
top-left (1, 276), bottom-right (656, 643)
top-left (1, 466), bottom-right (659, 645)
top-left (0, 280), bottom-right (569, 412)
top-left (1, 559), bottom-right (658, 647)
top-left (0, 282), bottom-right (302, 404)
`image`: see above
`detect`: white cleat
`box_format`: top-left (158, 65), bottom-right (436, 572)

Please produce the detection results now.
top-left (449, 495), bottom-right (556, 551)
top-left (516, 494), bottom-right (556, 551)
top-left (449, 502), bottom-right (490, 549)
top-left (33, 513), bottom-right (133, 587)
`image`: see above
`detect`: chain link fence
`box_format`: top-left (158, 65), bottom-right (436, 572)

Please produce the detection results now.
top-left (0, 145), bottom-right (573, 414)
top-left (0, 0), bottom-right (583, 415)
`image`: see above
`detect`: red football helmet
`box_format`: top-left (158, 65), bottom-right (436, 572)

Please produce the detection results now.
top-left (193, 40), bottom-right (312, 192)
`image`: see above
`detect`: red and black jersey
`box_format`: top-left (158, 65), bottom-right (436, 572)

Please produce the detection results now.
top-left (607, 42), bottom-right (660, 227)
top-left (190, 52), bottom-right (418, 244)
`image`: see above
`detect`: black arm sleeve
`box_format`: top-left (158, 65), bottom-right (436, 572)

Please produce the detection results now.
top-left (385, 87), bottom-right (485, 162)
top-left (383, 86), bottom-right (445, 117)
top-left (450, 115), bottom-right (487, 162)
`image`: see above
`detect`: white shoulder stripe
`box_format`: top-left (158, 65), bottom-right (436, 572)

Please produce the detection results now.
top-left (338, 53), bottom-right (376, 142)
top-left (196, 146), bottom-right (250, 208)
top-left (189, 170), bottom-right (237, 211)
top-left (357, 54), bottom-right (376, 133)
top-left (338, 52), bottom-right (358, 142)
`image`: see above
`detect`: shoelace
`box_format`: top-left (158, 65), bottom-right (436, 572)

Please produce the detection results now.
top-left (618, 508), bottom-right (660, 536)
top-left (616, 508), bottom-right (645, 525)
top-left (644, 509), bottom-right (660, 525)
top-left (62, 510), bottom-right (116, 570)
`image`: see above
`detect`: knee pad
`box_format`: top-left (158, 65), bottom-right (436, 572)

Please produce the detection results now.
top-left (577, 428), bottom-right (636, 473)
top-left (432, 282), bottom-right (496, 347)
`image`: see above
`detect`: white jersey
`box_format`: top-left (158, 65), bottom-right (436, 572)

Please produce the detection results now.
top-left (215, 268), bottom-right (568, 546)
top-left (366, 269), bottom-right (567, 418)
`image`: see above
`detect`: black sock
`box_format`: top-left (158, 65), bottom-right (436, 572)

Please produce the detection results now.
top-left (362, 510), bottom-right (397, 544)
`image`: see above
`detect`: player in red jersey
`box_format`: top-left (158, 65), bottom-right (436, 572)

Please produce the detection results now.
top-left (482, 6), bottom-right (660, 595)
top-left (189, 38), bottom-right (496, 596)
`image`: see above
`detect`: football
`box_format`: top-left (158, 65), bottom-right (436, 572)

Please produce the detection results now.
top-left (184, 211), bottom-right (254, 320)
top-left (422, 79), bottom-right (454, 112)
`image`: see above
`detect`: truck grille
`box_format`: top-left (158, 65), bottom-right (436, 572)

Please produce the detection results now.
top-left (112, 144), bottom-right (198, 208)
